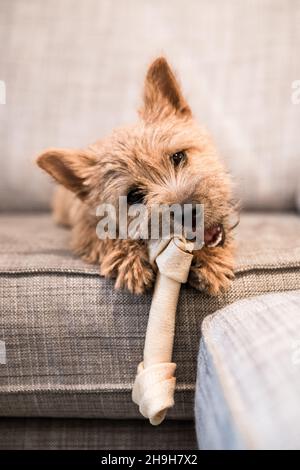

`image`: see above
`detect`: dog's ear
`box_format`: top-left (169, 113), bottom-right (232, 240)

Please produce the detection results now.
top-left (37, 148), bottom-right (97, 200)
top-left (140, 57), bottom-right (192, 122)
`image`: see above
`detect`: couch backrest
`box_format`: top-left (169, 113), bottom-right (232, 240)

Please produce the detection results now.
top-left (0, 0), bottom-right (299, 211)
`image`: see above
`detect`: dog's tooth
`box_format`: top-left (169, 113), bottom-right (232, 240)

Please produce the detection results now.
top-left (207, 231), bottom-right (223, 247)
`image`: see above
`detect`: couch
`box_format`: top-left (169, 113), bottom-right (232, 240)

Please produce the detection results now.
top-left (0, 212), bottom-right (299, 449)
top-left (195, 290), bottom-right (300, 450)
top-left (0, 0), bottom-right (299, 449)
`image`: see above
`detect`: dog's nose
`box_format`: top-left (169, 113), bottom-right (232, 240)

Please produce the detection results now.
top-left (173, 204), bottom-right (198, 230)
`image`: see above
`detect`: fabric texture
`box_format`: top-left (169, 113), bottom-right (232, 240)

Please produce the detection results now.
top-left (0, 418), bottom-right (196, 450)
top-left (195, 290), bottom-right (300, 450)
top-left (0, 0), bottom-right (299, 211)
top-left (0, 212), bottom-right (299, 419)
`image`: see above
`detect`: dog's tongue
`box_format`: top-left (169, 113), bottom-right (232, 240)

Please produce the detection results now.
top-left (204, 224), bottom-right (224, 247)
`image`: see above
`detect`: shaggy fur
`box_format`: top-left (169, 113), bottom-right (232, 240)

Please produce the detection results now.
top-left (37, 57), bottom-right (235, 295)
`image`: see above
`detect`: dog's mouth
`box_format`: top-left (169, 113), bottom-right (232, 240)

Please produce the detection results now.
top-left (204, 224), bottom-right (225, 247)
top-left (189, 211), bottom-right (225, 247)
top-left (185, 212), bottom-right (225, 247)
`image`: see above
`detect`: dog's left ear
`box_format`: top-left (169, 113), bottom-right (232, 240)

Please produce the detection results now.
top-left (37, 148), bottom-right (98, 200)
top-left (140, 57), bottom-right (192, 122)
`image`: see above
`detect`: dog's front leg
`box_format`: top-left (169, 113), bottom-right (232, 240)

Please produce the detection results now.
top-left (100, 239), bottom-right (155, 294)
top-left (188, 242), bottom-right (235, 296)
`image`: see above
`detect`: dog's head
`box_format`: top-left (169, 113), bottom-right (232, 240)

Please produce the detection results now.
top-left (37, 57), bottom-right (234, 246)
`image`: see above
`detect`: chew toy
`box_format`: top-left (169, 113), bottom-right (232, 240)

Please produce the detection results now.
top-left (132, 237), bottom-right (195, 425)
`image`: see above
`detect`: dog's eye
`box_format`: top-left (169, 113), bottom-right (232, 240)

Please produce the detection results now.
top-left (127, 188), bottom-right (146, 205)
top-left (171, 151), bottom-right (186, 166)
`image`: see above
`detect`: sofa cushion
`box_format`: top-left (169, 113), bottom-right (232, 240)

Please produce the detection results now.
top-left (0, 212), bottom-right (300, 419)
top-left (195, 290), bottom-right (300, 449)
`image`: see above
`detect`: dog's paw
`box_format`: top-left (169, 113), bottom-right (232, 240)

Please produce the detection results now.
top-left (188, 252), bottom-right (234, 296)
top-left (100, 247), bottom-right (154, 294)
top-left (114, 255), bottom-right (154, 294)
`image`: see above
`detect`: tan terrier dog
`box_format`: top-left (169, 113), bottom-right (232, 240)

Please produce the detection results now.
top-left (37, 57), bottom-right (235, 295)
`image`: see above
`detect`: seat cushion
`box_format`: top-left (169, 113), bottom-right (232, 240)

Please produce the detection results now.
top-left (0, 212), bottom-right (300, 419)
top-left (195, 290), bottom-right (300, 450)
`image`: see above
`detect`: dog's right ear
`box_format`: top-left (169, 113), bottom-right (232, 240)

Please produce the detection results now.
top-left (140, 57), bottom-right (192, 122)
top-left (37, 148), bottom-right (97, 200)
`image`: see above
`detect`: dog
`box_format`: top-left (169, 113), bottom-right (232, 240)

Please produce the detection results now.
top-left (37, 57), bottom-right (235, 295)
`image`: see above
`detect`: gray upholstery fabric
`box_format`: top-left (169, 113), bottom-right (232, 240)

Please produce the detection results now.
top-left (0, 212), bottom-right (299, 419)
top-left (0, 418), bottom-right (196, 450)
top-left (1, 212), bottom-right (300, 275)
top-left (195, 290), bottom-right (300, 450)
top-left (0, 0), bottom-right (299, 211)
